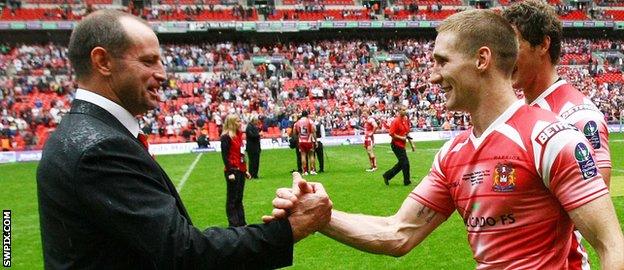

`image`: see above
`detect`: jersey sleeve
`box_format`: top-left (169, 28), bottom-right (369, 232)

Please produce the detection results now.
top-left (572, 116), bottom-right (611, 169)
top-left (533, 122), bottom-right (609, 212)
top-left (409, 143), bottom-right (456, 217)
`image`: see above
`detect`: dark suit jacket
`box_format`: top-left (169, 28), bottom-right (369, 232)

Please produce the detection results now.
top-left (245, 124), bottom-right (261, 153)
top-left (37, 100), bottom-right (293, 269)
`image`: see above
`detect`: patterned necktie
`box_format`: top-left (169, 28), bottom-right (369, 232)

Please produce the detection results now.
top-left (137, 133), bottom-right (149, 150)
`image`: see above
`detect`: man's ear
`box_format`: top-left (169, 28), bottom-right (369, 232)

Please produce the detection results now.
top-left (539, 35), bottom-right (551, 56)
top-left (90, 47), bottom-right (112, 77)
top-left (476, 46), bottom-right (492, 72)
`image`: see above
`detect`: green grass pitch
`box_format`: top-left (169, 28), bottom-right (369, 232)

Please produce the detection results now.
top-left (1, 133), bottom-right (623, 269)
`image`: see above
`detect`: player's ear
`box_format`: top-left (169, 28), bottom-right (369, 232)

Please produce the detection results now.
top-left (539, 35), bottom-right (551, 56)
top-left (476, 46), bottom-right (491, 72)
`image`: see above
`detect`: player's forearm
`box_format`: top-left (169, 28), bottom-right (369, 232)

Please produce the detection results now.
top-left (569, 195), bottom-right (624, 269)
top-left (319, 210), bottom-right (412, 257)
top-left (594, 217), bottom-right (624, 270)
top-left (599, 248), bottom-right (624, 270)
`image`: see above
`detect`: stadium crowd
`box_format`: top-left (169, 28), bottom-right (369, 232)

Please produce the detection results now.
top-left (4, 0), bottom-right (619, 22)
top-left (0, 37), bottom-right (623, 151)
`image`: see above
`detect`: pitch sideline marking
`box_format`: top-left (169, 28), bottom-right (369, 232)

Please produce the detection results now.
top-left (176, 153), bottom-right (203, 192)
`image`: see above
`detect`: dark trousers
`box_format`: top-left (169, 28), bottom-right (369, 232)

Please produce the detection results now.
top-left (383, 143), bottom-right (410, 184)
top-left (315, 141), bottom-right (324, 172)
top-left (295, 147), bottom-right (302, 173)
top-left (224, 170), bottom-right (246, 227)
top-left (248, 150), bottom-right (260, 178)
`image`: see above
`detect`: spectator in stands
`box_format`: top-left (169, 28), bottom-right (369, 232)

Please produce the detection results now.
top-left (0, 134), bottom-right (11, 151)
top-left (245, 115), bottom-right (262, 179)
top-left (36, 10), bottom-right (331, 269)
top-left (197, 129), bottom-right (210, 148)
top-left (1, 36), bottom-right (620, 150)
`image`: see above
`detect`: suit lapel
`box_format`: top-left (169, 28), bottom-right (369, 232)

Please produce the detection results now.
top-left (69, 99), bottom-right (193, 223)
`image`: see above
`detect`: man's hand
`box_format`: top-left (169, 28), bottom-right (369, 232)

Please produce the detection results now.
top-left (262, 172), bottom-right (333, 242)
top-left (262, 172), bottom-right (314, 223)
top-left (245, 171), bottom-right (252, 179)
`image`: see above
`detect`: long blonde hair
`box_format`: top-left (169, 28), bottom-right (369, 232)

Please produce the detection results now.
top-left (221, 114), bottom-right (240, 137)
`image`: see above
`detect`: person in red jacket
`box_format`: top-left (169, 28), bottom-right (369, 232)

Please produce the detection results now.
top-left (220, 114), bottom-right (251, 227)
top-left (382, 106), bottom-right (414, 186)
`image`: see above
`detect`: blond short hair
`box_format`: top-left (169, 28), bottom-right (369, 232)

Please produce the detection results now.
top-left (437, 9), bottom-right (518, 76)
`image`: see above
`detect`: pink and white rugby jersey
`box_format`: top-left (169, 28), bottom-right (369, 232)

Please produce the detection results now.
top-left (295, 117), bottom-right (314, 143)
top-left (410, 100), bottom-right (608, 269)
top-left (530, 80), bottom-right (611, 172)
top-left (364, 117), bottom-right (377, 139)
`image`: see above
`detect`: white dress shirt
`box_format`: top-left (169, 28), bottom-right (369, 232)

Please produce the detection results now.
top-left (74, 89), bottom-right (140, 137)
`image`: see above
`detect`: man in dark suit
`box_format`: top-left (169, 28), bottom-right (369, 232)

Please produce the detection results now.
top-left (245, 116), bottom-right (262, 179)
top-left (36, 10), bottom-right (332, 269)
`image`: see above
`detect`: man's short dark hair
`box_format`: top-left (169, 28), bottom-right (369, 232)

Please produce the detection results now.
top-left (301, 111), bottom-right (309, 117)
top-left (67, 10), bottom-right (148, 81)
top-left (503, 0), bottom-right (562, 65)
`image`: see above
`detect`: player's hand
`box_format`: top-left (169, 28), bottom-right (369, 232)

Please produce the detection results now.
top-left (284, 176), bottom-right (332, 241)
top-left (262, 172), bottom-right (318, 223)
top-left (245, 171), bottom-right (252, 179)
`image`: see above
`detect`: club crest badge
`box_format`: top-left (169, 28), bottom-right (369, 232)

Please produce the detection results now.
top-left (574, 143), bottom-right (597, 180)
top-left (492, 162), bottom-right (516, 192)
top-left (583, 121), bottom-right (601, 149)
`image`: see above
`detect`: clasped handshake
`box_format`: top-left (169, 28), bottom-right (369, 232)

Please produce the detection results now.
top-left (261, 172), bottom-right (333, 242)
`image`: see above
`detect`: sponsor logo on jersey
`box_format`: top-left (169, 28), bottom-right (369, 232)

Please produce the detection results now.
top-left (492, 162), bottom-right (516, 192)
top-left (574, 143), bottom-right (598, 180)
top-left (583, 121), bottom-right (601, 149)
top-left (560, 104), bottom-right (595, 119)
top-left (463, 213), bottom-right (516, 228)
top-left (535, 122), bottom-right (576, 146)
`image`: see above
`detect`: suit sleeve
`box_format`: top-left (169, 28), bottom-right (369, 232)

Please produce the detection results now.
top-left (73, 137), bottom-right (293, 269)
top-left (220, 134), bottom-right (233, 171)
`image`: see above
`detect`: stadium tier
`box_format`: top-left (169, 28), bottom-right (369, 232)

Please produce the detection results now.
top-left (1, 37), bottom-right (623, 151)
top-left (1, 0), bottom-right (623, 151)
top-left (0, 0), bottom-right (621, 22)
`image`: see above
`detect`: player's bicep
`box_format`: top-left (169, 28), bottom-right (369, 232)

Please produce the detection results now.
top-left (567, 194), bottom-right (622, 256)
